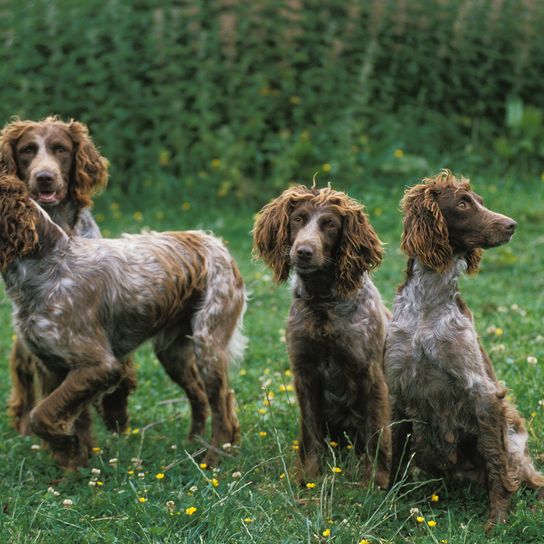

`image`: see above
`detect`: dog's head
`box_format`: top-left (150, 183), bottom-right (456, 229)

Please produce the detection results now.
top-left (401, 170), bottom-right (517, 273)
top-left (253, 184), bottom-right (383, 297)
top-left (0, 116), bottom-right (108, 209)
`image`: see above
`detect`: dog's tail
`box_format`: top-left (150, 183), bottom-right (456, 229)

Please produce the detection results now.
top-left (190, 232), bottom-right (247, 365)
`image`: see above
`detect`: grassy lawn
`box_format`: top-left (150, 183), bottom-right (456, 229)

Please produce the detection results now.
top-left (0, 176), bottom-right (543, 543)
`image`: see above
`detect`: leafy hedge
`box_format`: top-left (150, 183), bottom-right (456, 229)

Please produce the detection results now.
top-left (1, 0), bottom-right (543, 202)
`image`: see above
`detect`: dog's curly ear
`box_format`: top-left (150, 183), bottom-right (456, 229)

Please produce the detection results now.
top-left (401, 183), bottom-right (452, 271)
top-left (336, 195), bottom-right (383, 298)
top-left (465, 248), bottom-right (483, 275)
top-left (252, 187), bottom-right (306, 284)
top-left (68, 120), bottom-right (109, 208)
top-left (0, 119), bottom-right (29, 175)
top-left (0, 175), bottom-right (39, 270)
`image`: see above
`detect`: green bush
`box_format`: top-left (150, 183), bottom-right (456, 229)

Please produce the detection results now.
top-left (1, 0), bottom-right (543, 202)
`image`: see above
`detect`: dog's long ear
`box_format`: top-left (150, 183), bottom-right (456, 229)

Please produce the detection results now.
top-left (68, 120), bottom-right (109, 208)
top-left (335, 195), bottom-right (383, 298)
top-left (0, 119), bottom-right (30, 175)
top-left (252, 187), bottom-right (305, 284)
top-left (0, 175), bottom-right (40, 269)
top-left (401, 183), bottom-right (452, 271)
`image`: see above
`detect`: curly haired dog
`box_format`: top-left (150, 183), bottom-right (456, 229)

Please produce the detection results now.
top-left (0, 174), bottom-right (245, 470)
top-left (253, 185), bottom-right (390, 487)
top-left (0, 116), bottom-right (136, 436)
top-left (385, 171), bottom-right (543, 530)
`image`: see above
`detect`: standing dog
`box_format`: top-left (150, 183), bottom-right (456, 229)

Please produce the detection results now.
top-left (0, 116), bottom-right (135, 434)
top-left (253, 185), bottom-right (390, 487)
top-left (0, 174), bottom-right (245, 470)
top-left (385, 171), bottom-right (543, 530)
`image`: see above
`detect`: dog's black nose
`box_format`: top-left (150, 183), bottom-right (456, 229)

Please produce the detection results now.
top-left (296, 245), bottom-right (314, 259)
top-left (36, 171), bottom-right (55, 185)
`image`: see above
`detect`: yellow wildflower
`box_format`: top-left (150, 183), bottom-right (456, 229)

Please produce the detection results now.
top-left (185, 506), bottom-right (197, 516)
top-left (322, 528), bottom-right (331, 537)
top-left (329, 441), bottom-right (338, 448)
top-left (431, 493), bottom-right (439, 502)
top-left (155, 473), bottom-right (165, 480)
top-left (258, 431), bottom-right (267, 438)
top-left (279, 472), bottom-right (286, 480)
top-left (306, 482), bottom-right (316, 489)
top-left (243, 517), bottom-right (254, 523)
top-left (181, 201), bottom-right (191, 211)
top-left (331, 466), bottom-right (342, 474)
top-left (127, 470), bottom-right (134, 475)
top-left (393, 149), bottom-right (404, 158)
top-left (427, 520), bottom-right (437, 527)
top-left (322, 163), bottom-right (332, 173)
top-left (416, 516), bottom-right (424, 523)
top-left (284, 369), bottom-right (293, 377)
top-left (138, 497), bottom-right (147, 503)
top-left (92, 447), bottom-right (101, 454)
top-left (258, 408), bottom-right (267, 415)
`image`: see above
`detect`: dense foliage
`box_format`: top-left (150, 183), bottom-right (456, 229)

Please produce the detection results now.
top-left (1, 0), bottom-right (543, 198)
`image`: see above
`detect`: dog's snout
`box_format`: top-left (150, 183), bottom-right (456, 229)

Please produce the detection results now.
top-left (296, 245), bottom-right (314, 259)
top-left (36, 170), bottom-right (55, 185)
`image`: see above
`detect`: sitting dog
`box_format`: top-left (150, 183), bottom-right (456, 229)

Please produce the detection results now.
top-left (253, 184), bottom-right (390, 487)
top-left (0, 174), bottom-right (246, 470)
top-left (0, 116), bottom-right (136, 435)
top-left (385, 170), bottom-right (543, 530)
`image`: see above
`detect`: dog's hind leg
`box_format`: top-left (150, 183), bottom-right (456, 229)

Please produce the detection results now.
top-left (154, 334), bottom-right (209, 441)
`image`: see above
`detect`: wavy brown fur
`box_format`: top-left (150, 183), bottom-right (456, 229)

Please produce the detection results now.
top-left (0, 176), bottom-right (40, 269)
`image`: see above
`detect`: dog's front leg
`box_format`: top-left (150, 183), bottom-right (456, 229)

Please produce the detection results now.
top-left (30, 355), bottom-right (123, 471)
top-left (388, 403), bottom-right (413, 490)
top-left (292, 367), bottom-right (325, 484)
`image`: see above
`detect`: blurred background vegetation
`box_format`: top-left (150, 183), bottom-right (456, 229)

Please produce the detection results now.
top-left (1, 0), bottom-right (543, 205)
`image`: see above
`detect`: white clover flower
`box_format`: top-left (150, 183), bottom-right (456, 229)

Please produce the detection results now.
top-left (63, 499), bottom-right (73, 508)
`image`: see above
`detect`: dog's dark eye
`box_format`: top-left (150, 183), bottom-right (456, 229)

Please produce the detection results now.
top-left (19, 145), bottom-right (35, 154)
top-left (292, 216), bottom-right (303, 224)
top-left (54, 145), bottom-right (68, 154)
top-left (325, 221), bottom-right (338, 229)
top-left (457, 201), bottom-right (467, 209)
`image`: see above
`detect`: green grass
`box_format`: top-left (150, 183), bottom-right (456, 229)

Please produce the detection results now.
top-left (0, 176), bottom-right (543, 543)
